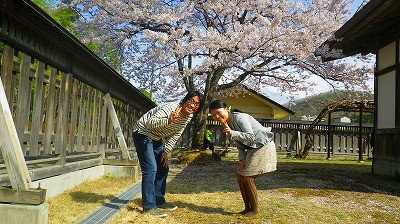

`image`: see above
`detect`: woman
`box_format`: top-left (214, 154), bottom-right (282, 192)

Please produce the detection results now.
top-left (209, 100), bottom-right (277, 217)
top-left (133, 91), bottom-right (203, 218)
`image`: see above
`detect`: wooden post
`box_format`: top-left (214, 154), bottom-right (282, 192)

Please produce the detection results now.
top-left (16, 54), bottom-right (31, 152)
top-left (76, 83), bottom-right (87, 152)
top-left (327, 112), bottom-right (332, 159)
top-left (56, 73), bottom-right (72, 166)
top-left (99, 103), bottom-right (107, 159)
top-left (84, 86), bottom-right (93, 151)
top-left (296, 130), bottom-right (301, 156)
top-left (358, 103), bottom-right (364, 162)
top-left (0, 45), bottom-right (15, 110)
top-left (91, 90), bottom-right (99, 151)
top-left (30, 61), bottom-right (45, 156)
top-left (0, 76), bottom-right (31, 190)
top-left (68, 79), bottom-right (79, 153)
top-left (44, 67), bottom-right (57, 155)
top-left (103, 93), bottom-right (131, 160)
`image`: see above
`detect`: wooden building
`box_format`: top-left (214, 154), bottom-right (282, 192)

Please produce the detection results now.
top-left (324, 0), bottom-right (400, 176)
top-left (0, 0), bottom-right (156, 198)
top-left (221, 86), bottom-right (294, 120)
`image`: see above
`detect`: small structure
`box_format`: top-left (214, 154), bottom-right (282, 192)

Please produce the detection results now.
top-left (334, 116), bottom-right (351, 123)
top-left (300, 100), bottom-right (374, 160)
top-left (323, 0), bottom-right (400, 176)
top-left (301, 115), bottom-right (318, 121)
top-left (222, 86), bottom-right (294, 120)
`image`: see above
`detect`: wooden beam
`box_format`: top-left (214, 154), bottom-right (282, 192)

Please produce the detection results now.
top-left (0, 45), bottom-right (14, 109)
top-left (103, 93), bottom-right (131, 160)
top-left (0, 76), bottom-right (31, 190)
top-left (0, 187), bottom-right (46, 205)
top-left (103, 159), bottom-right (138, 166)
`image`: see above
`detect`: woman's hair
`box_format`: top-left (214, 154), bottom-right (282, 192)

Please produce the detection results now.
top-left (232, 108), bottom-right (243, 113)
top-left (209, 99), bottom-right (243, 113)
top-left (208, 99), bottom-right (227, 112)
top-left (180, 90), bottom-right (203, 105)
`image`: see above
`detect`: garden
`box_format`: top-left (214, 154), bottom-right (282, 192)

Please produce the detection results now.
top-left (49, 152), bottom-right (400, 224)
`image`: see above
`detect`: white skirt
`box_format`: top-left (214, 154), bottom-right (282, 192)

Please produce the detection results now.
top-left (239, 141), bottom-right (277, 176)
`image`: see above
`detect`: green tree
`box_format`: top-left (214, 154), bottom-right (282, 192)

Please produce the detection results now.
top-left (32, 0), bottom-right (123, 72)
top-left (140, 89), bottom-right (158, 104)
top-left (32, 0), bottom-right (78, 33)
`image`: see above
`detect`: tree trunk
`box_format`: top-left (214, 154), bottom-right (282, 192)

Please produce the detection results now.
top-left (190, 104), bottom-right (209, 150)
top-left (189, 68), bottom-right (222, 150)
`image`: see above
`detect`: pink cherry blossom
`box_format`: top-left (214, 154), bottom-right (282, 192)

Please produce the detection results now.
top-left (68, 0), bottom-right (372, 103)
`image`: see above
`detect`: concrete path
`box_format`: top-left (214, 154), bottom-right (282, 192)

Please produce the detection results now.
top-left (76, 181), bottom-right (141, 224)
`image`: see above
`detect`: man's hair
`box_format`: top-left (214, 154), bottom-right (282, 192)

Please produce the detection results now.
top-left (180, 90), bottom-right (203, 104)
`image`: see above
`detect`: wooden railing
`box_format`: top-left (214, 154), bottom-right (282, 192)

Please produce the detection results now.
top-left (177, 119), bottom-right (374, 158)
top-left (0, 0), bottom-right (156, 186)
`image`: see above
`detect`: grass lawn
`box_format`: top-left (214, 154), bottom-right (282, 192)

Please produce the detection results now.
top-left (49, 152), bottom-right (400, 224)
top-left (48, 176), bottom-right (136, 224)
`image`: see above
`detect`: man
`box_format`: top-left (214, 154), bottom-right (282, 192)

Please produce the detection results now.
top-left (133, 91), bottom-right (203, 217)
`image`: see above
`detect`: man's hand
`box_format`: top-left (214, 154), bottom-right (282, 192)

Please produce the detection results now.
top-left (237, 159), bottom-right (245, 173)
top-left (169, 105), bottom-right (182, 123)
top-left (161, 152), bottom-right (169, 168)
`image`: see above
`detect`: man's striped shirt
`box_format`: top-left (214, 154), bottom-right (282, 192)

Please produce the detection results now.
top-left (133, 102), bottom-right (192, 154)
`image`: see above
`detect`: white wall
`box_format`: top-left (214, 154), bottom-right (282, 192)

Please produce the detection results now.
top-left (378, 42), bottom-right (396, 70)
top-left (377, 71), bottom-right (396, 129)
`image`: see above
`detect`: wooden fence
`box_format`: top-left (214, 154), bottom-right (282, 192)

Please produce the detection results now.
top-left (177, 119), bottom-right (374, 158)
top-left (0, 0), bottom-right (156, 187)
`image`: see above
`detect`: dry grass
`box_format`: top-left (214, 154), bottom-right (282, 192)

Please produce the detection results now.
top-left (110, 152), bottom-right (400, 224)
top-left (176, 150), bottom-right (220, 165)
top-left (48, 176), bottom-right (136, 224)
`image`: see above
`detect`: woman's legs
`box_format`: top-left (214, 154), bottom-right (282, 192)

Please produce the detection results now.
top-left (241, 175), bottom-right (258, 217)
top-left (237, 174), bottom-right (251, 214)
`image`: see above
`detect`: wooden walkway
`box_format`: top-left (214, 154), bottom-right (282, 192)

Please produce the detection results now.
top-left (76, 181), bottom-right (141, 224)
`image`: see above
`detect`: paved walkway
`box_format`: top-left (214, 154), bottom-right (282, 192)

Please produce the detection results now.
top-left (76, 181), bottom-right (141, 224)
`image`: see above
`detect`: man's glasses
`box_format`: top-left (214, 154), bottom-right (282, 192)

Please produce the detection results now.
top-left (187, 98), bottom-right (200, 107)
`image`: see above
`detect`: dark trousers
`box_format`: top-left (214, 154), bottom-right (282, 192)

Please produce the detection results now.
top-left (202, 139), bottom-right (214, 153)
top-left (133, 132), bottom-right (168, 211)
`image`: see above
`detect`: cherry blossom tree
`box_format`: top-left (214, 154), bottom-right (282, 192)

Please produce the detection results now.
top-left (69, 0), bottom-right (373, 149)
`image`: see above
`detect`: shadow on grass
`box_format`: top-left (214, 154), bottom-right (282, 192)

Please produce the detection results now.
top-left (125, 199), bottom-right (143, 213)
top-left (172, 200), bottom-right (233, 216)
top-left (167, 153), bottom-right (400, 197)
top-left (126, 192), bottom-right (232, 215)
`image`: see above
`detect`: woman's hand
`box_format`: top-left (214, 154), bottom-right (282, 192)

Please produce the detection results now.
top-left (169, 105), bottom-right (182, 123)
top-left (161, 152), bottom-right (169, 168)
top-left (222, 122), bottom-right (232, 135)
top-left (237, 159), bottom-right (245, 173)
